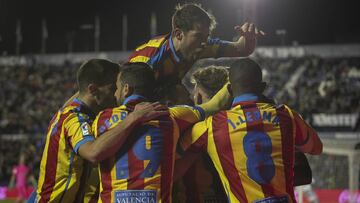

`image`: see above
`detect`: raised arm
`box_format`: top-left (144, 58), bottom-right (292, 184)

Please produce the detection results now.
top-left (222, 23), bottom-right (265, 57)
top-left (198, 82), bottom-right (232, 117)
top-left (198, 22), bottom-right (265, 59)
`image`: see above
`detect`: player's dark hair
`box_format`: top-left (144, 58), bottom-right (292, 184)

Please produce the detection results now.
top-left (77, 59), bottom-right (120, 94)
top-left (229, 58), bottom-right (264, 95)
top-left (192, 66), bottom-right (229, 98)
top-left (172, 3), bottom-right (217, 33)
top-left (120, 62), bottom-right (156, 99)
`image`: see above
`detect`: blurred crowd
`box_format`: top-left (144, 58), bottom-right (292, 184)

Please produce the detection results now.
top-left (0, 62), bottom-right (78, 135)
top-left (259, 56), bottom-right (360, 119)
top-left (1, 56), bottom-right (359, 188)
top-left (0, 62), bottom-right (78, 185)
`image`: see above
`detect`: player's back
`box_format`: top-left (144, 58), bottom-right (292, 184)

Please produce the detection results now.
top-left (207, 101), bottom-right (296, 203)
top-left (128, 34), bottom-right (196, 86)
top-left (128, 35), bottom-right (174, 77)
top-left (36, 98), bottom-right (95, 203)
top-left (94, 103), bottom-right (203, 203)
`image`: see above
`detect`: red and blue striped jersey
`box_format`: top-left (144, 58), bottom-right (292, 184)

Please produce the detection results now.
top-left (92, 95), bottom-right (205, 203)
top-left (128, 34), bottom-right (230, 85)
top-left (180, 94), bottom-right (321, 203)
top-left (36, 98), bottom-right (96, 203)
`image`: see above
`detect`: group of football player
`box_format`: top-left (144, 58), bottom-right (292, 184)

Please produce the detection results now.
top-left (29, 3), bottom-right (322, 203)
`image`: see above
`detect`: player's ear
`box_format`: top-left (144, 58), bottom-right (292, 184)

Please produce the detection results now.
top-left (123, 83), bottom-right (134, 98)
top-left (227, 83), bottom-right (233, 97)
top-left (173, 28), bottom-right (183, 41)
top-left (88, 83), bottom-right (98, 96)
top-left (194, 92), bottom-right (203, 105)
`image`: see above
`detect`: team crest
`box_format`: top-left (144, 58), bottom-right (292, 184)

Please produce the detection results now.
top-left (81, 123), bottom-right (90, 136)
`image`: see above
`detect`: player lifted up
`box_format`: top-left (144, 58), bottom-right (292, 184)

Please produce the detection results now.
top-left (128, 3), bottom-right (264, 101)
top-left (65, 3), bottom-right (260, 105)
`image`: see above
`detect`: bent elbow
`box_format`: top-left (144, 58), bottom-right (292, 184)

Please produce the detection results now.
top-left (89, 151), bottom-right (103, 164)
top-left (82, 150), bottom-right (101, 164)
top-left (87, 156), bottom-right (99, 165)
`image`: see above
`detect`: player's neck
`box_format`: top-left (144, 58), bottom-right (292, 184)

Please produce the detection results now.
top-left (77, 94), bottom-right (100, 114)
top-left (171, 35), bottom-right (181, 52)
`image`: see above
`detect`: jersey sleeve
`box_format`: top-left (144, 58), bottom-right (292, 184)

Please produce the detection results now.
top-left (292, 110), bottom-right (323, 154)
top-left (128, 36), bottom-right (167, 64)
top-left (178, 118), bottom-right (209, 155)
top-left (64, 112), bottom-right (95, 154)
top-left (170, 105), bottom-right (205, 133)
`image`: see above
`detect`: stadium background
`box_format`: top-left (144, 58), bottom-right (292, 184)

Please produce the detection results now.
top-left (0, 0), bottom-right (360, 202)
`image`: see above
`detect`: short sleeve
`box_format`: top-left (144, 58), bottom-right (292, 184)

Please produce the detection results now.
top-left (64, 113), bottom-right (95, 154)
top-left (170, 105), bottom-right (205, 133)
top-left (292, 110), bottom-right (322, 154)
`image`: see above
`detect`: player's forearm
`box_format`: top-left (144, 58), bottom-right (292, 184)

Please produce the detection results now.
top-left (199, 83), bottom-right (232, 117)
top-left (87, 113), bottom-right (141, 163)
top-left (225, 36), bottom-right (256, 57)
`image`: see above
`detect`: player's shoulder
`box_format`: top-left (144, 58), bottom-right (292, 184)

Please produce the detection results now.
top-left (54, 105), bottom-right (81, 124)
top-left (274, 103), bottom-right (297, 115)
top-left (94, 106), bottom-right (128, 134)
top-left (170, 105), bottom-right (205, 119)
top-left (275, 103), bottom-right (288, 110)
top-left (128, 34), bottom-right (170, 64)
top-left (62, 104), bottom-right (93, 123)
top-left (136, 34), bottom-right (169, 51)
top-left (97, 105), bottom-right (128, 121)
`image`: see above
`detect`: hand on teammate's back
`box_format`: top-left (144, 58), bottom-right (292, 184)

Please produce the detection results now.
top-left (132, 102), bottom-right (169, 123)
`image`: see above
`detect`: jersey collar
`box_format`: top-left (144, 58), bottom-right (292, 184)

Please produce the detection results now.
top-left (232, 93), bottom-right (259, 107)
top-left (72, 98), bottom-right (96, 119)
top-left (73, 97), bottom-right (84, 106)
top-left (123, 94), bottom-right (148, 106)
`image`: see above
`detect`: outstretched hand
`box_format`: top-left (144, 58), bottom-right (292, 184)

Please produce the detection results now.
top-left (226, 22), bottom-right (265, 56)
top-left (234, 22), bottom-right (265, 40)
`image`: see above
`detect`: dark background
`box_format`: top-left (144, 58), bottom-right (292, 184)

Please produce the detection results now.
top-left (0, 0), bottom-right (359, 54)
